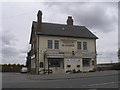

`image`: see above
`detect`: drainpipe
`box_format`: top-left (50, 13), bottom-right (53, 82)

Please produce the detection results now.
top-left (43, 51), bottom-right (46, 74)
top-left (94, 39), bottom-right (97, 71)
top-left (37, 34), bottom-right (39, 74)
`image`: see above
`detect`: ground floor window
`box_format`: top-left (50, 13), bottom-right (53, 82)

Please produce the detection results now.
top-left (67, 65), bottom-right (71, 67)
top-left (77, 65), bottom-right (80, 67)
top-left (40, 62), bottom-right (44, 68)
top-left (48, 58), bottom-right (61, 67)
top-left (82, 58), bottom-right (91, 67)
top-left (92, 61), bottom-right (95, 66)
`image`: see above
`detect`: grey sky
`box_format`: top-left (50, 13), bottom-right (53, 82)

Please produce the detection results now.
top-left (1, 2), bottom-right (119, 64)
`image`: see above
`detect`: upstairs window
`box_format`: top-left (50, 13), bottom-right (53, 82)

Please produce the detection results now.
top-left (83, 42), bottom-right (87, 50)
top-left (54, 40), bottom-right (59, 49)
top-left (48, 40), bottom-right (53, 49)
top-left (77, 42), bottom-right (82, 50)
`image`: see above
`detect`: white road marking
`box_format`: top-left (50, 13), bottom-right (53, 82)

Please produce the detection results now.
top-left (87, 81), bottom-right (118, 86)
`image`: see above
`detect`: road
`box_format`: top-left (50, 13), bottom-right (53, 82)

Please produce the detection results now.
top-left (2, 72), bottom-right (119, 88)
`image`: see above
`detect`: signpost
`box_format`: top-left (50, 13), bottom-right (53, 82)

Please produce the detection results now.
top-left (68, 58), bottom-right (80, 62)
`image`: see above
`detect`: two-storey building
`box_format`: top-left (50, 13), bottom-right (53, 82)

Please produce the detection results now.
top-left (27, 10), bottom-right (98, 74)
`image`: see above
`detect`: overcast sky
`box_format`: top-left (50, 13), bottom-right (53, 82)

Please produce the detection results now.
top-left (1, 1), bottom-right (119, 65)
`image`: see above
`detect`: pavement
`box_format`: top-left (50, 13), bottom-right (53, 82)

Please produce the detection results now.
top-left (27, 70), bottom-right (119, 80)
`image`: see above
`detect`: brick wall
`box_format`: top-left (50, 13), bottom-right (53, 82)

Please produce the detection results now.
top-left (2, 66), bottom-right (22, 72)
top-left (97, 66), bottom-right (113, 71)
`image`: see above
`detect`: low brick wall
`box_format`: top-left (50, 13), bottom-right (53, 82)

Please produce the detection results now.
top-left (97, 67), bottom-right (113, 71)
top-left (2, 66), bottom-right (22, 72)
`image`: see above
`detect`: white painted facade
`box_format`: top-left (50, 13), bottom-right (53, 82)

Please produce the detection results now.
top-left (34, 35), bottom-right (97, 74)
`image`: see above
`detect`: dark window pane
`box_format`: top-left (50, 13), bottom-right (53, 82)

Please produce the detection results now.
top-left (77, 65), bottom-right (80, 67)
top-left (54, 40), bottom-right (59, 49)
top-left (83, 42), bottom-right (87, 50)
top-left (40, 62), bottom-right (44, 68)
top-left (77, 42), bottom-right (82, 50)
top-left (67, 65), bottom-right (71, 67)
top-left (48, 40), bottom-right (52, 49)
top-left (83, 58), bottom-right (90, 67)
top-left (92, 61), bottom-right (95, 66)
top-left (49, 59), bottom-right (60, 67)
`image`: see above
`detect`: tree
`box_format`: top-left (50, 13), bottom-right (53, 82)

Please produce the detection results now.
top-left (12, 64), bottom-right (17, 66)
top-left (8, 63), bottom-right (11, 66)
top-left (2, 64), bottom-right (7, 66)
top-left (17, 64), bottom-right (20, 66)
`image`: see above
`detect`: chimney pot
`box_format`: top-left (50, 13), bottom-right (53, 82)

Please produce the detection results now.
top-left (37, 10), bottom-right (42, 32)
top-left (37, 10), bottom-right (42, 23)
top-left (68, 16), bottom-right (72, 18)
top-left (67, 16), bottom-right (73, 25)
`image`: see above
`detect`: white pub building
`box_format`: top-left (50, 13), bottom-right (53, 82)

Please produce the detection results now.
top-left (27, 10), bottom-right (98, 74)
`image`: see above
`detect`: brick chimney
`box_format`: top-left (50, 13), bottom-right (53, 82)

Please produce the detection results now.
top-left (67, 16), bottom-right (73, 25)
top-left (37, 10), bottom-right (42, 32)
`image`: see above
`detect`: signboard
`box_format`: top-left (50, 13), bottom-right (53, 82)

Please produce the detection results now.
top-left (61, 39), bottom-right (75, 47)
top-left (68, 58), bottom-right (80, 62)
top-left (47, 53), bottom-right (64, 58)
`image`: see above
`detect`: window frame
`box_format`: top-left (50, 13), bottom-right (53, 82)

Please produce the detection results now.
top-left (77, 42), bottom-right (82, 50)
top-left (83, 42), bottom-right (87, 50)
top-left (49, 59), bottom-right (60, 67)
top-left (54, 40), bottom-right (59, 49)
top-left (48, 40), bottom-right (53, 49)
top-left (82, 58), bottom-right (91, 67)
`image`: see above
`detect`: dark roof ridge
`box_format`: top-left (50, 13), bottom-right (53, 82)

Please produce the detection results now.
top-left (31, 21), bottom-right (98, 39)
top-left (33, 21), bottom-right (85, 27)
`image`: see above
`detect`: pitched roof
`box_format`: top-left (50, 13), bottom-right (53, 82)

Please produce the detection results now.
top-left (32, 21), bottom-right (98, 39)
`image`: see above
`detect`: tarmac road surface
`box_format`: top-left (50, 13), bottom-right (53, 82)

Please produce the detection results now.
top-left (2, 70), bottom-right (119, 88)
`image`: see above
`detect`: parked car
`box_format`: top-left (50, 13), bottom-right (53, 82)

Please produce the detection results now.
top-left (21, 67), bottom-right (28, 73)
